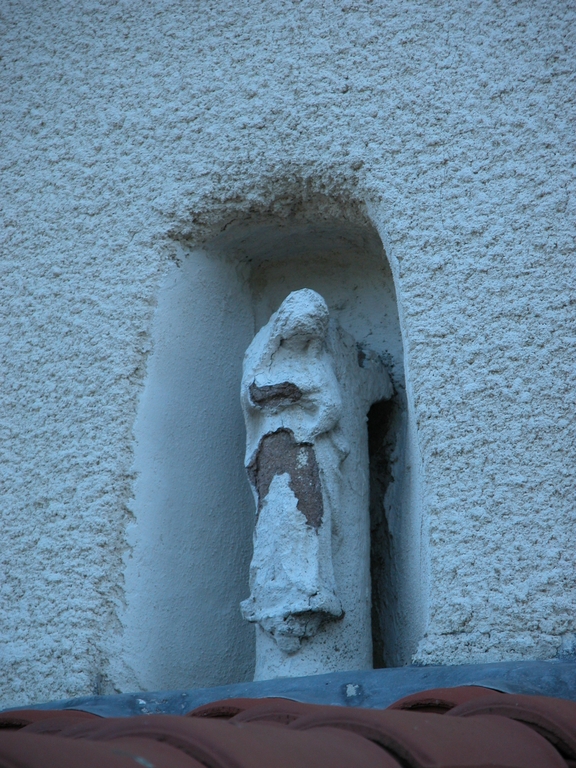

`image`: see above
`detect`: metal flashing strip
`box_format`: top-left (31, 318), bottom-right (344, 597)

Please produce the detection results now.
top-left (5, 659), bottom-right (576, 717)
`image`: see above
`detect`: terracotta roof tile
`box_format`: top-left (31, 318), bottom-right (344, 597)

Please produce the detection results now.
top-left (20, 714), bottom-right (104, 736)
top-left (0, 709), bottom-right (99, 730)
top-left (62, 713), bottom-right (399, 768)
top-left (448, 692), bottom-right (576, 760)
top-left (386, 685), bottom-right (506, 713)
top-left (288, 707), bottom-right (566, 767)
top-left (100, 736), bottom-right (206, 768)
top-left (187, 696), bottom-right (307, 720)
top-left (228, 698), bottom-right (334, 726)
top-left (0, 730), bottom-right (198, 768)
top-left (1, 687), bottom-right (576, 767)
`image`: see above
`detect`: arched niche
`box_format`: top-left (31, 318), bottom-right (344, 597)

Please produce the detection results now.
top-left (117, 201), bottom-right (426, 691)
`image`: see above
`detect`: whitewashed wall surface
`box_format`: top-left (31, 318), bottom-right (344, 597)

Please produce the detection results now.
top-left (1, 0), bottom-right (575, 709)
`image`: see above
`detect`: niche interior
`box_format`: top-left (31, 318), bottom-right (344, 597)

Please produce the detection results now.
top-left (121, 203), bottom-right (424, 692)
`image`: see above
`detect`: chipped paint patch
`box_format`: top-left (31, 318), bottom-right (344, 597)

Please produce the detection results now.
top-left (247, 428), bottom-right (323, 529)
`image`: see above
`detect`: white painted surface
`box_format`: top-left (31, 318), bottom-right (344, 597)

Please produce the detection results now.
top-left (241, 289), bottom-right (392, 677)
top-left (1, 0), bottom-right (575, 707)
top-left (241, 290), bottom-right (345, 659)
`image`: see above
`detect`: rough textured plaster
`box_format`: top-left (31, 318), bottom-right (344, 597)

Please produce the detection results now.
top-left (1, 0), bottom-right (575, 707)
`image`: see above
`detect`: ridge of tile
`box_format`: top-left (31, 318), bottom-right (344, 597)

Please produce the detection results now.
top-left (0, 709), bottom-right (100, 730)
top-left (2, 690), bottom-right (576, 767)
top-left (288, 707), bottom-right (566, 767)
top-left (448, 692), bottom-right (576, 759)
top-left (387, 685), bottom-right (507, 713)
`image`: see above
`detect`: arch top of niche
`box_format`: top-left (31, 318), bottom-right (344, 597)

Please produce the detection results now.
top-left (194, 204), bottom-right (406, 385)
top-left (205, 215), bottom-right (385, 266)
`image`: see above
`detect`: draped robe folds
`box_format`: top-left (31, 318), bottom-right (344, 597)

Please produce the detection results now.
top-left (240, 289), bottom-right (392, 659)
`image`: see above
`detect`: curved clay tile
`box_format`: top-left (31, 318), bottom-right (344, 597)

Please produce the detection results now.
top-left (47, 717), bottom-right (114, 740)
top-left (387, 685), bottom-right (507, 713)
top-left (56, 714), bottom-right (400, 768)
top-left (0, 709), bottom-right (99, 730)
top-left (187, 696), bottom-right (302, 719)
top-left (97, 736), bottom-right (206, 768)
top-left (448, 692), bottom-right (576, 760)
top-left (288, 707), bottom-right (566, 767)
top-left (22, 714), bottom-right (107, 736)
top-left (3, 692), bottom-right (576, 767)
top-left (0, 730), bottom-right (198, 768)
top-left (230, 698), bottom-right (334, 726)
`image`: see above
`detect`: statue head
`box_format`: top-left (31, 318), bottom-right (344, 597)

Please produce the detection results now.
top-left (272, 289), bottom-right (329, 352)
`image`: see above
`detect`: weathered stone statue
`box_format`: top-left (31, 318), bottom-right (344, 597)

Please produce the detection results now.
top-left (241, 289), bottom-right (392, 679)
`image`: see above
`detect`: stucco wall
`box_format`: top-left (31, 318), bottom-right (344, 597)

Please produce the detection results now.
top-left (2, 0), bottom-right (575, 707)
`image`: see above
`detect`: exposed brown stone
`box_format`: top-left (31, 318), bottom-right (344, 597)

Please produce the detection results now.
top-left (247, 428), bottom-right (323, 529)
top-left (249, 382), bottom-right (303, 409)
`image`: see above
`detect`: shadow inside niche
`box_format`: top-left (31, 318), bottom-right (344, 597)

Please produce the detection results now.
top-left (368, 395), bottom-right (402, 669)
